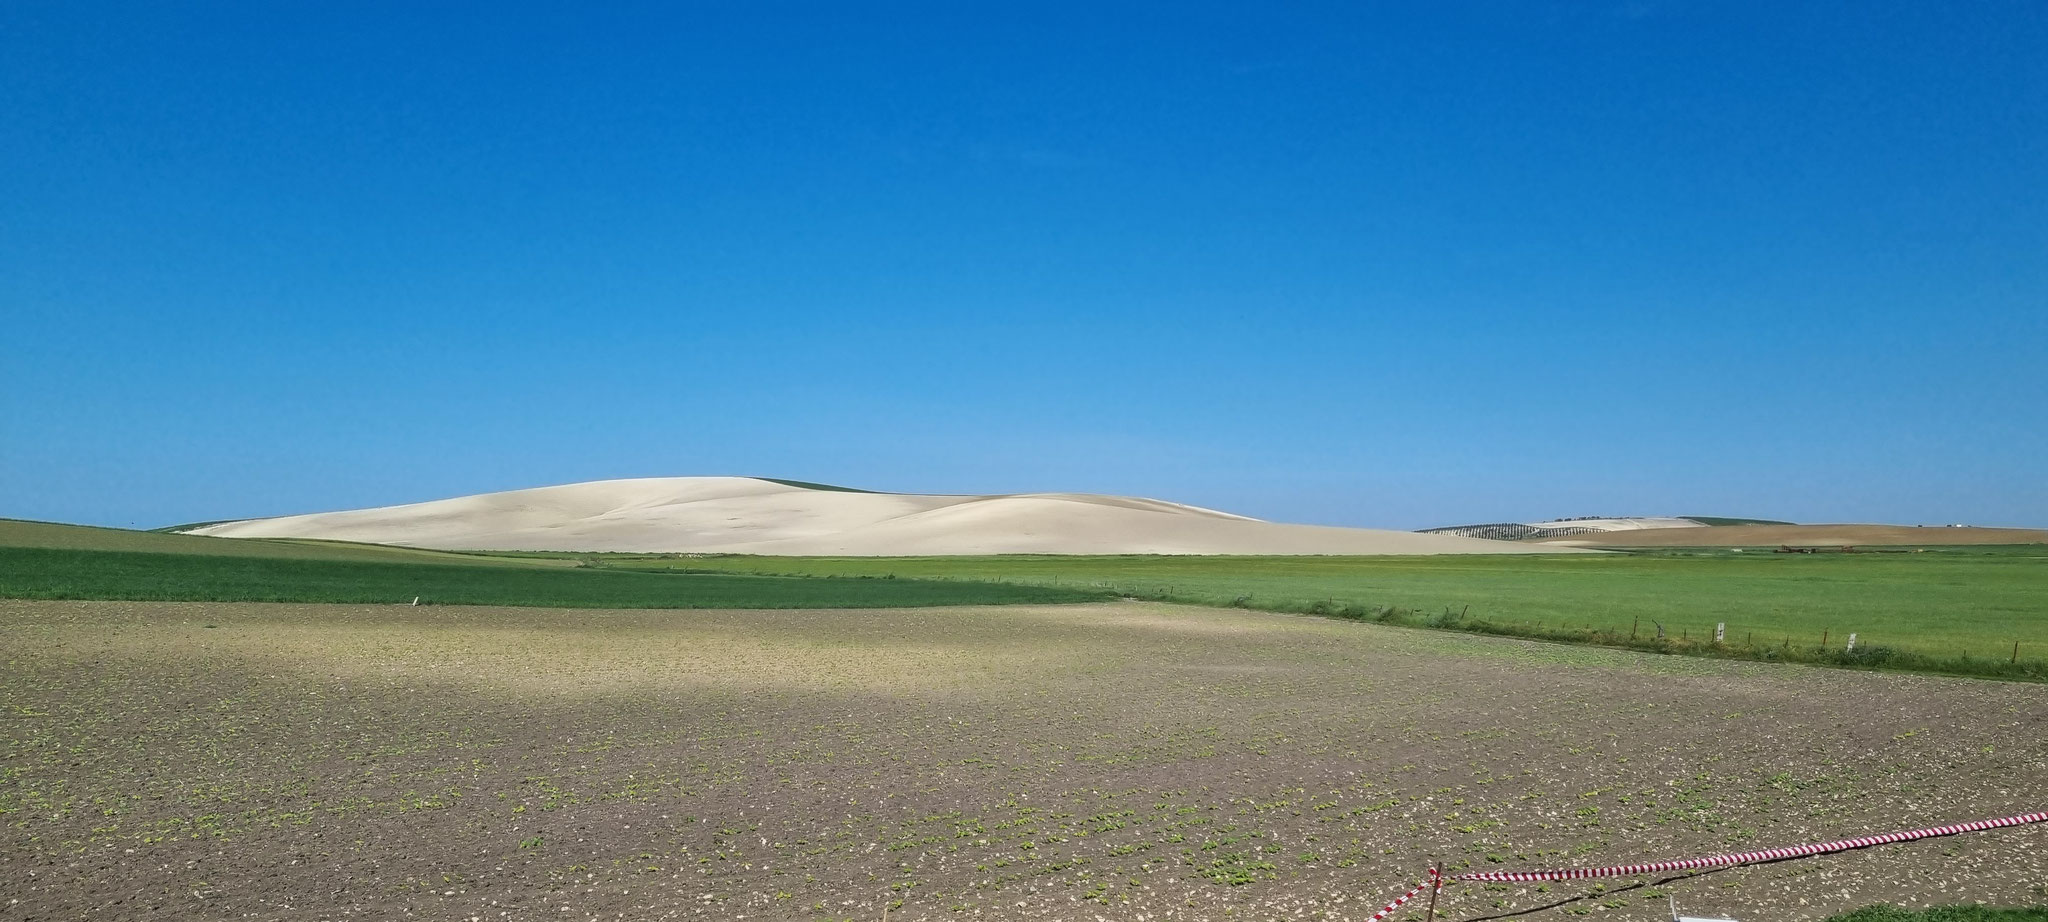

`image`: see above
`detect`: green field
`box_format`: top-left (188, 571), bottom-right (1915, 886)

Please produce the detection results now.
top-left (1827, 908), bottom-right (2048, 922)
top-left (0, 545), bottom-right (1108, 609)
top-left (582, 550), bottom-right (2048, 678)
top-left (0, 518), bottom-right (566, 565)
top-left (4, 517), bottom-right (2044, 680)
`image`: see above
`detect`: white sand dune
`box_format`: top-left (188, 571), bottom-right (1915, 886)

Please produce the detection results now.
top-left (182, 477), bottom-right (1579, 556)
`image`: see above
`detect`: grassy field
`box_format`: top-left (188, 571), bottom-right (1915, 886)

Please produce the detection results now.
top-left (0, 517), bottom-right (568, 565)
top-left (581, 550), bottom-right (2048, 678)
top-left (0, 545), bottom-right (1108, 608)
top-left (6, 518), bottom-right (2044, 679)
top-left (6, 598), bottom-right (2043, 921)
top-left (1827, 908), bottom-right (2048, 922)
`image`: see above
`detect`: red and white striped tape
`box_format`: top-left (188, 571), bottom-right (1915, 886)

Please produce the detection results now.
top-left (1454, 810), bottom-right (2047, 883)
top-left (1367, 868), bottom-right (1441, 922)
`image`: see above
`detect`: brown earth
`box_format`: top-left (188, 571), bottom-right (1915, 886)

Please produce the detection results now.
top-left (1538, 523), bottom-right (2048, 547)
top-left (3, 600), bottom-right (2044, 922)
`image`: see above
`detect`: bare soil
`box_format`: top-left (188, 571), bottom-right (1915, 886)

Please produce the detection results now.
top-left (3, 600), bottom-right (2043, 921)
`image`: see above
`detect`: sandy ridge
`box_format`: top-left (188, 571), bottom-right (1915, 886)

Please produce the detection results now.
top-left (183, 476), bottom-right (1577, 556)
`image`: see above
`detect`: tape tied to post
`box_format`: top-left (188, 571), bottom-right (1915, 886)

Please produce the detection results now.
top-left (1452, 810), bottom-right (2048, 883)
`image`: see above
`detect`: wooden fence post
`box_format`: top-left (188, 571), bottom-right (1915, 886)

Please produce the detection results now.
top-left (1425, 861), bottom-right (1443, 922)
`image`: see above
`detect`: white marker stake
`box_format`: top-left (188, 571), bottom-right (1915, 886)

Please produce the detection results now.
top-left (1846, 633), bottom-right (1857, 652)
top-left (1715, 622), bottom-right (1725, 643)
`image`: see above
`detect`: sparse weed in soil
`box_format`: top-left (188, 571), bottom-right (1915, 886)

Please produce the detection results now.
top-left (4, 599), bottom-right (2043, 921)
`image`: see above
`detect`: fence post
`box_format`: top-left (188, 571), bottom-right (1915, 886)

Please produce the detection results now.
top-left (1425, 861), bottom-right (1443, 922)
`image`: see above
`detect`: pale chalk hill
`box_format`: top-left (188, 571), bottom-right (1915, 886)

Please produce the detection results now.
top-left (180, 477), bottom-right (1582, 556)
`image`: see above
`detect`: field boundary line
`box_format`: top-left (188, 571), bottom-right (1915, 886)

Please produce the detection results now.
top-left (1368, 872), bottom-right (1439, 922)
top-left (1451, 810), bottom-right (2046, 883)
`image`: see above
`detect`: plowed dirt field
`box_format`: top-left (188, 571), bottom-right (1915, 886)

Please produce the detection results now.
top-left (4, 600), bottom-right (2043, 921)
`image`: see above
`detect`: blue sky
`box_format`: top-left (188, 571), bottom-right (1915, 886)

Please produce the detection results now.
top-left (4, 2), bottom-right (2045, 530)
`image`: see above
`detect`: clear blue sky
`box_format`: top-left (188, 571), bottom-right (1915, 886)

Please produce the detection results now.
top-left (5, 2), bottom-right (2044, 530)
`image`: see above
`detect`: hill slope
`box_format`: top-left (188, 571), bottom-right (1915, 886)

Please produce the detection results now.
top-left (1536, 523), bottom-right (2048, 547)
top-left (0, 518), bottom-right (557, 566)
top-left (1422, 516), bottom-right (1707, 540)
top-left (180, 477), bottom-right (1577, 556)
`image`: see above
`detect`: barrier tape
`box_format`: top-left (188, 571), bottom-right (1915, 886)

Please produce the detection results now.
top-left (1368, 868), bottom-right (1440, 922)
top-left (1452, 810), bottom-right (2047, 883)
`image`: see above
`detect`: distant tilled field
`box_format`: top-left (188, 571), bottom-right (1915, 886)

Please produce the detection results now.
top-left (3, 600), bottom-right (2044, 922)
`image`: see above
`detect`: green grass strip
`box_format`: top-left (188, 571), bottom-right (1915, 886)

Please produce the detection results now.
top-left (627, 553), bottom-right (2048, 682)
top-left (0, 546), bottom-right (1110, 609)
top-left (1825, 907), bottom-right (2048, 922)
